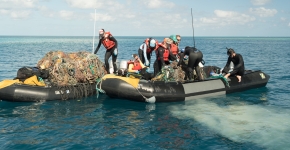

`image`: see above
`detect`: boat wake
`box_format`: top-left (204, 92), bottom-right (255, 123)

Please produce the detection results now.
top-left (169, 98), bottom-right (290, 150)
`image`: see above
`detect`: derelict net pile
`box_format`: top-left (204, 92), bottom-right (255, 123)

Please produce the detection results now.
top-left (151, 61), bottom-right (186, 82)
top-left (37, 51), bottom-right (106, 86)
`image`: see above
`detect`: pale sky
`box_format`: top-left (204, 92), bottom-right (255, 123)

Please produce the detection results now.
top-left (0, 0), bottom-right (289, 36)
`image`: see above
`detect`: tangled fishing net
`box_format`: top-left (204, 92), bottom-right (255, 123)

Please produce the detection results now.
top-left (37, 51), bottom-right (106, 86)
top-left (151, 61), bottom-right (186, 82)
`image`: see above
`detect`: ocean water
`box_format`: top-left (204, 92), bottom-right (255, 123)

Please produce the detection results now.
top-left (0, 36), bottom-right (290, 150)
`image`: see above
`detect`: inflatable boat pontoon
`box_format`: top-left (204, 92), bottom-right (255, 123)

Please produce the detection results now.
top-left (99, 69), bottom-right (270, 103)
top-left (0, 83), bottom-right (96, 102)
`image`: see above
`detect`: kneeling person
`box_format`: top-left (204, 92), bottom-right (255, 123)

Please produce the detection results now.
top-left (222, 48), bottom-right (244, 82)
top-left (126, 54), bottom-right (153, 80)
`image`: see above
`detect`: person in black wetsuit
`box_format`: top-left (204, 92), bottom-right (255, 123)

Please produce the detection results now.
top-left (94, 29), bottom-right (118, 74)
top-left (178, 46), bottom-right (204, 81)
top-left (222, 48), bottom-right (244, 82)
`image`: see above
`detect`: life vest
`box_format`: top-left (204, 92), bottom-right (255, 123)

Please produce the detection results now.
top-left (170, 43), bottom-right (178, 55)
top-left (101, 32), bottom-right (115, 50)
top-left (23, 75), bottom-right (46, 86)
top-left (144, 38), bottom-right (159, 53)
top-left (127, 60), bottom-right (142, 71)
top-left (157, 43), bottom-right (169, 61)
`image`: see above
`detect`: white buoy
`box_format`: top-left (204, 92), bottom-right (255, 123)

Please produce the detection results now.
top-left (146, 96), bottom-right (156, 103)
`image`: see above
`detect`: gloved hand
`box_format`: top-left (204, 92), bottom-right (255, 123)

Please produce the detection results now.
top-left (145, 61), bottom-right (150, 66)
top-left (113, 48), bottom-right (118, 56)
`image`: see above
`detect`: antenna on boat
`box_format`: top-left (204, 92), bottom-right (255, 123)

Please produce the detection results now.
top-left (191, 8), bottom-right (196, 48)
top-left (92, 8), bottom-right (97, 54)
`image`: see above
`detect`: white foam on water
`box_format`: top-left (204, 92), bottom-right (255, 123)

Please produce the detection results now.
top-left (169, 99), bottom-right (290, 150)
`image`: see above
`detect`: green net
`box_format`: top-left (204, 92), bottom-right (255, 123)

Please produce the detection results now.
top-left (151, 61), bottom-right (186, 82)
top-left (209, 74), bottom-right (230, 87)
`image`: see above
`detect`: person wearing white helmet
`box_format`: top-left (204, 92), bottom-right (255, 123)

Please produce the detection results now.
top-left (138, 37), bottom-right (158, 67)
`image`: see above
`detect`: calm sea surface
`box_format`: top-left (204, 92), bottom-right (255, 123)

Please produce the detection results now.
top-left (0, 36), bottom-right (290, 150)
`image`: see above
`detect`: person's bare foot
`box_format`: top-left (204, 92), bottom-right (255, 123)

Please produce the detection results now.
top-left (236, 75), bottom-right (241, 82)
top-left (224, 73), bottom-right (230, 79)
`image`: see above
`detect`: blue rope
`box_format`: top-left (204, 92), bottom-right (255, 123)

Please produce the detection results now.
top-left (95, 77), bottom-right (105, 98)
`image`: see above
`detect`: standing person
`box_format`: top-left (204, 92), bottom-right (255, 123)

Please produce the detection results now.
top-left (138, 38), bottom-right (158, 67)
top-left (153, 38), bottom-right (177, 76)
top-left (222, 48), bottom-right (245, 82)
top-left (178, 46), bottom-right (204, 81)
top-left (94, 29), bottom-right (118, 74)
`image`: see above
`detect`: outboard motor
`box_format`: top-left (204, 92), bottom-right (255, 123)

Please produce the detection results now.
top-left (117, 60), bottom-right (128, 76)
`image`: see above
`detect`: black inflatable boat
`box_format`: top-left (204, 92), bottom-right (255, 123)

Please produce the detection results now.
top-left (0, 83), bottom-right (96, 102)
top-left (99, 69), bottom-right (270, 103)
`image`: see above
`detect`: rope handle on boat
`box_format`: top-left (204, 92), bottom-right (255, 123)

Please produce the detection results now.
top-left (134, 86), bottom-right (147, 100)
top-left (133, 86), bottom-right (156, 103)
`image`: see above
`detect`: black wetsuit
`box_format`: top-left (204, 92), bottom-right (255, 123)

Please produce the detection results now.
top-left (153, 46), bottom-right (176, 76)
top-left (178, 46), bottom-right (203, 80)
top-left (94, 36), bottom-right (118, 74)
top-left (222, 53), bottom-right (244, 76)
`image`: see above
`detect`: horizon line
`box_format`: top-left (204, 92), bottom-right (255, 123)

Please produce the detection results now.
top-left (1, 35), bottom-right (290, 38)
